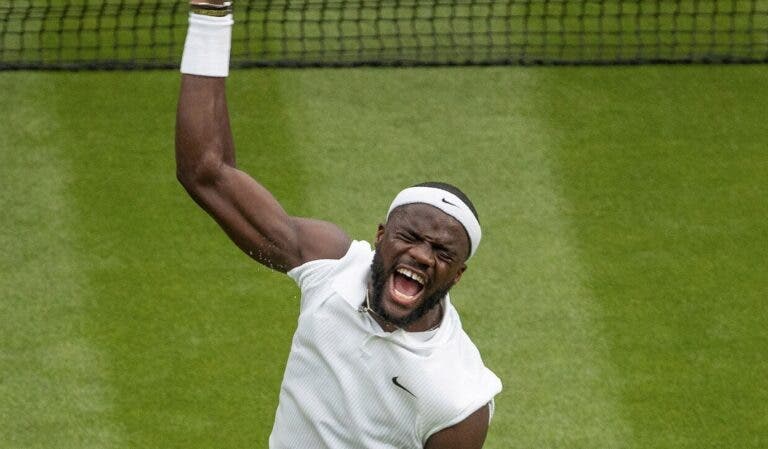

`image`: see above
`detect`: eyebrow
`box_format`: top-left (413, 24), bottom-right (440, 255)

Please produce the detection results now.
top-left (407, 228), bottom-right (459, 254)
top-left (431, 241), bottom-right (455, 253)
top-left (396, 217), bottom-right (465, 255)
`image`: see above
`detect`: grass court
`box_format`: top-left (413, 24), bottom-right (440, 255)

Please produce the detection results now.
top-left (1, 65), bottom-right (767, 448)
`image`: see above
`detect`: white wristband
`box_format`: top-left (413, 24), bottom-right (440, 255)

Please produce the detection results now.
top-left (180, 13), bottom-right (233, 77)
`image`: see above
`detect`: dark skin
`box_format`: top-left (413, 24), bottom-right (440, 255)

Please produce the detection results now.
top-left (175, 56), bottom-right (491, 449)
top-left (370, 205), bottom-right (468, 332)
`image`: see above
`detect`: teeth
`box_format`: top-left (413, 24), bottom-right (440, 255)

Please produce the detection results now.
top-left (397, 267), bottom-right (425, 285)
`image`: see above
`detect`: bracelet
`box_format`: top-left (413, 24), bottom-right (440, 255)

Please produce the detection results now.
top-left (190, 2), bottom-right (232, 18)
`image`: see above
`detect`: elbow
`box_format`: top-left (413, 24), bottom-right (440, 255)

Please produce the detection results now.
top-left (176, 166), bottom-right (197, 194)
top-left (175, 162), bottom-right (198, 190)
top-left (175, 151), bottom-right (225, 194)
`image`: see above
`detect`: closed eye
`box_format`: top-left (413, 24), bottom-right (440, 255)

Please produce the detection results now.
top-left (396, 231), bottom-right (456, 262)
top-left (397, 231), bottom-right (418, 243)
top-left (433, 244), bottom-right (455, 262)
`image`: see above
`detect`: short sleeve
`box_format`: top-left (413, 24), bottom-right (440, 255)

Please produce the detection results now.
top-left (288, 257), bottom-right (338, 312)
top-left (418, 325), bottom-right (503, 444)
top-left (287, 240), bottom-right (372, 312)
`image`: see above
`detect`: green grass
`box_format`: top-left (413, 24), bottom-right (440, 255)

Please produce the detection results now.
top-left (1, 65), bottom-right (767, 448)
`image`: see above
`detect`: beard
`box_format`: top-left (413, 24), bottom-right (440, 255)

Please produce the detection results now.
top-left (368, 250), bottom-right (451, 328)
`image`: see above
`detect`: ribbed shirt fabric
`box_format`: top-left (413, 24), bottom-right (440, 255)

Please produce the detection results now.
top-left (269, 240), bottom-right (502, 448)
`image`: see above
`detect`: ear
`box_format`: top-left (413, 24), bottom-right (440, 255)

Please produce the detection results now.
top-left (375, 223), bottom-right (385, 245)
top-left (452, 264), bottom-right (467, 285)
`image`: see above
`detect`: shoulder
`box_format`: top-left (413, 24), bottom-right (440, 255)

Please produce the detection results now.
top-left (424, 403), bottom-right (491, 449)
top-left (416, 308), bottom-right (502, 443)
top-left (292, 217), bottom-right (352, 267)
top-left (287, 240), bottom-right (372, 285)
top-left (287, 240), bottom-right (373, 310)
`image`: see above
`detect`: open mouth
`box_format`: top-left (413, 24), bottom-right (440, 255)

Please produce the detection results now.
top-left (389, 267), bottom-right (426, 306)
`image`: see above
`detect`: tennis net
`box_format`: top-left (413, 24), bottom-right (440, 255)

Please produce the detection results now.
top-left (2, 0), bottom-right (768, 70)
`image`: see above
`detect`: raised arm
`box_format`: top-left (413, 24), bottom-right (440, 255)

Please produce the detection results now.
top-left (175, 3), bottom-right (350, 272)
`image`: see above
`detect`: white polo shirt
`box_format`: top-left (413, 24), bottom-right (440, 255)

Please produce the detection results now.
top-left (269, 240), bottom-right (502, 448)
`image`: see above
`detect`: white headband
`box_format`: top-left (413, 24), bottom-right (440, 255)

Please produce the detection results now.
top-left (387, 186), bottom-right (482, 259)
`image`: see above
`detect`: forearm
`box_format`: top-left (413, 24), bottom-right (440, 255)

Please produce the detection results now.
top-left (175, 74), bottom-right (235, 186)
top-left (175, 0), bottom-right (235, 187)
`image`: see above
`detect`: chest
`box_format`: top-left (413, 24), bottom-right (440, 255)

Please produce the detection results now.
top-left (287, 297), bottom-right (456, 447)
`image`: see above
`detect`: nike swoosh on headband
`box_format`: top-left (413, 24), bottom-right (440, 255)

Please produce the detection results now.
top-left (387, 186), bottom-right (482, 258)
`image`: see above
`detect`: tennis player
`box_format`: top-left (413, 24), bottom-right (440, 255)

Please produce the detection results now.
top-left (175, 1), bottom-right (502, 447)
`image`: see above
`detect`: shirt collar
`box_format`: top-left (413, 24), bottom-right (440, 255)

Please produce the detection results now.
top-left (331, 246), bottom-right (374, 310)
top-left (330, 246), bottom-right (454, 344)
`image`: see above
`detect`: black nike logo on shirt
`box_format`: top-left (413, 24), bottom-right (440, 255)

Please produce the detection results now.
top-left (392, 377), bottom-right (416, 398)
top-left (441, 197), bottom-right (457, 207)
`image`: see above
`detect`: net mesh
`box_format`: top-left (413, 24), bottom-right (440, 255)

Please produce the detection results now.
top-left (2, 0), bottom-right (768, 70)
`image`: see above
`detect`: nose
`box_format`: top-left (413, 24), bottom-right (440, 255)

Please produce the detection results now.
top-left (408, 241), bottom-right (434, 267)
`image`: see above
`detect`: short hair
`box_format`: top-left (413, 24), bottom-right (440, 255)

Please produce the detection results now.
top-left (412, 181), bottom-right (480, 222)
